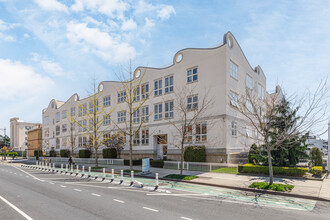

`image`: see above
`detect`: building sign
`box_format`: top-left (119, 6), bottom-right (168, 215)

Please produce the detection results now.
top-left (142, 158), bottom-right (150, 173)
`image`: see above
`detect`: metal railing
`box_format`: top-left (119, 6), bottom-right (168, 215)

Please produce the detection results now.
top-left (163, 161), bottom-right (237, 172)
top-left (28, 157), bottom-right (124, 165)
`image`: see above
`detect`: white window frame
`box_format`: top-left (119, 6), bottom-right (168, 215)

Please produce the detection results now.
top-left (117, 91), bottom-right (126, 103)
top-left (62, 111), bottom-right (67, 119)
top-left (56, 112), bottom-right (60, 123)
top-left (258, 83), bottom-right (265, 100)
top-left (246, 74), bottom-right (253, 89)
top-left (62, 124), bottom-right (67, 133)
top-left (187, 67), bottom-right (198, 83)
top-left (117, 111), bottom-right (126, 123)
top-left (142, 106), bottom-right (149, 122)
top-left (165, 75), bottom-right (174, 94)
top-left (141, 83), bottom-right (149, 99)
top-left (134, 87), bottom-right (140, 102)
top-left (187, 95), bottom-right (198, 110)
top-left (154, 103), bottom-right (163, 120)
top-left (196, 123), bottom-right (207, 142)
top-left (232, 121), bottom-right (237, 136)
top-left (103, 96), bottom-right (111, 107)
top-left (230, 60), bottom-right (238, 80)
top-left (141, 129), bottom-right (149, 144)
top-left (133, 108), bottom-right (140, 123)
top-left (103, 115), bottom-right (111, 125)
top-left (56, 125), bottom-right (60, 136)
top-left (154, 79), bottom-right (162, 96)
top-left (71, 107), bottom-right (75, 116)
top-left (229, 91), bottom-right (238, 107)
top-left (165, 101), bottom-right (174, 118)
top-left (133, 131), bottom-right (140, 145)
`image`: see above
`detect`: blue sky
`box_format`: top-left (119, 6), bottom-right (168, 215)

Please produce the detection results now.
top-left (0, 0), bottom-right (329, 138)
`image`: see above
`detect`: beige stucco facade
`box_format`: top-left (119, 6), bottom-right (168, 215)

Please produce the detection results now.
top-left (10, 117), bottom-right (41, 152)
top-left (42, 32), bottom-right (270, 162)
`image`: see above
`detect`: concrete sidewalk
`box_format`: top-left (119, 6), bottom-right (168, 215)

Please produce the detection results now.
top-left (9, 158), bottom-right (330, 202)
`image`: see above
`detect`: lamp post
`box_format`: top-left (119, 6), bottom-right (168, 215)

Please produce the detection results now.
top-left (328, 123), bottom-right (330, 172)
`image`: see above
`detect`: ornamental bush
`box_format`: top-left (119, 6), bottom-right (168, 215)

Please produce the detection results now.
top-left (103, 148), bottom-right (117, 159)
top-left (124, 159), bottom-right (142, 166)
top-left (184, 146), bottom-right (206, 162)
top-left (312, 166), bottom-right (323, 177)
top-left (49, 150), bottom-right (56, 157)
top-left (60, 149), bottom-right (70, 158)
top-left (79, 149), bottom-right (91, 158)
top-left (309, 147), bottom-right (323, 167)
top-left (248, 144), bottom-right (261, 164)
top-left (238, 163), bottom-right (308, 177)
top-left (34, 150), bottom-right (42, 157)
top-left (150, 159), bottom-right (164, 168)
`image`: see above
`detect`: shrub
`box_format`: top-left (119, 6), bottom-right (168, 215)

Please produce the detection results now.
top-left (238, 163), bottom-right (308, 177)
top-left (249, 182), bottom-right (294, 192)
top-left (184, 146), bottom-right (206, 162)
top-left (248, 144), bottom-right (261, 164)
top-left (49, 150), bottom-right (56, 157)
top-left (312, 166), bottom-right (323, 177)
top-left (79, 149), bottom-right (91, 158)
top-left (103, 148), bottom-right (117, 159)
top-left (124, 159), bottom-right (142, 166)
top-left (1, 152), bottom-right (18, 156)
top-left (60, 149), bottom-right (70, 157)
top-left (164, 174), bottom-right (199, 180)
top-left (150, 159), bottom-right (164, 168)
top-left (309, 147), bottom-right (323, 167)
top-left (34, 150), bottom-right (42, 157)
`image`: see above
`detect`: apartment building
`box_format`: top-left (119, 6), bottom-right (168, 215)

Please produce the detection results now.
top-left (27, 125), bottom-right (42, 157)
top-left (10, 117), bottom-right (41, 153)
top-left (42, 32), bottom-right (270, 162)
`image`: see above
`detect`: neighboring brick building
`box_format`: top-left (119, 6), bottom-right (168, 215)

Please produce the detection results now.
top-left (27, 125), bottom-right (42, 157)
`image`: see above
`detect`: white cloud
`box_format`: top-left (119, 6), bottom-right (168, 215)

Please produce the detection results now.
top-left (121, 19), bottom-right (137, 31)
top-left (34, 0), bottom-right (69, 13)
top-left (71, 0), bottom-right (128, 20)
top-left (0, 19), bottom-right (19, 31)
top-left (144, 18), bottom-right (155, 30)
top-left (157, 5), bottom-right (175, 20)
top-left (40, 60), bottom-right (66, 77)
top-left (66, 22), bottom-right (136, 63)
top-left (0, 58), bottom-right (54, 100)
top-left (0, 32), bottom-right (15, 42)
top-left (23, 33), bottom-right (30, 38)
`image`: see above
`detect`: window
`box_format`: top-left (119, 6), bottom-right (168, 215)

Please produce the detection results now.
top-left (103, 115), bottom-right (111, 125)
top-left (141, 83), bottom-right (149, 99)
top-left (196, 123), bottom-right (207, 142)
top-left (71, 107), bottom-right (75, 116)
top-left (56, 112), bottom-right (60, 123)
top-left (134, 87), bottom-right (140, 102)
top-left (141, 129), bottom-right (149, 144)
top-left (246, 74), bottom-right (253, 89)
top-left (103, 96), bottom-right (111, 107)
top-left (70, 123), bottom-right (75, 131)
top-left (165, 101), bottom-right (174, 118)
top-left (246, 100), bottom-right (253, 112)
top-left (117, 111), bottom-right (126, 123)
top-left (117, 91), bottom-right (126, 103)
top-left (154, 103), bottom-right (162, 120)
top-left (165, 76), bottom-right (174, 93)
top-left (103, 133), bottom-right (111, 142)
top-left (185, 125), bottom-right (193, 143)
top-left (187, 67), bottom-right (198, 83)
top-left (89, 100), bottom-right (98, 113)
top-left (133, 131), bottom-right (140, 145)
top-left (62, 137), bottom-right (67, 147)
top-left (56, 125), bottom-right (60, 136)
top-left (44, 116), bottom-right (49, 125)
top-left (229, 91), bottom-right (238, 107)
top-left (44, 128), bottom-right (49, 137)
top-left (82, 104), bottom-right (87, 115)
top-left (78, 106), bottom-right (82, 116)
top-left (62, 110), bottom-right (67, 119)
top-left (133, 109), bottom-right (140, 123)
top-left (232, 121), bottom-right (237, 136)
top-left (230, 60), bottom-right (238, 80)
top-left (78, 136), bottom-right (87, 148)
top-left (25, 126), bottom-right (32, 130)
top-left (56, 138), bottom-right (60, 149)
top-left (142, 106), bottom-right (149, 122)
top-left (154, 79), bottom-right (162, 96)
top-left (62, 124), bottom-right (67, 133)
top-left (187, 95), bottom-right (198, 110)
top-left (78, 120), bottom-right (87, 132)
top-left (118, 132), bottom-right (126, 145)
top-left (258, 83), bottom-right (265, 99)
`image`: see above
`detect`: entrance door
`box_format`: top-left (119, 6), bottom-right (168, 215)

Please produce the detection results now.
top-left (156, 135), bottom-right (167, 159)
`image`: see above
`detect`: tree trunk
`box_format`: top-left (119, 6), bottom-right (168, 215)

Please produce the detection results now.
top-left (180, 138), bottom-right (185, 175)
top-left (95, 148), bottom-right (98, 168)
top-left (267, 146), bottom-right (274, 185)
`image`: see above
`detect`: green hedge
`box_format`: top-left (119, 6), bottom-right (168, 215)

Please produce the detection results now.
top-left (0, 152), bottom-right (18, 156)
top-left (312, 166), bottom-right (322, 177)
top-left (79, 149), bottom-right (91, 158)
top-left (124, 159), bottom-right (142, 166)
top-left (184, 146), bottom-right (206, 162)
top-left (34, 150), bottom-right (42, 157)
top-left (60, 149), bottom-right (70, 158)
top-left (103, 148), bottom-right (117, 159)
top-left (49, 150), bottom-right (56, 157)
top-left (150, 159), bottom-right (164, 168)
top-left (238, 163), bottom-right (308, 177)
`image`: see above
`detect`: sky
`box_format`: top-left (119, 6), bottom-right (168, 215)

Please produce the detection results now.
top-left (0, 0), bottom-right (329, 138)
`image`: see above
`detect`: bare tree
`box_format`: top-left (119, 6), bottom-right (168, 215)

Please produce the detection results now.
top-left (111, 62), bottom-right (152, 171)
top-left (70, 78), bottom-right (115, 167)
top-left (102, 133), bottom-right (124, 159)
top-left (234, 81), bottom-right (329, 185)
top-left (164, 86), bottom-right (214, 175)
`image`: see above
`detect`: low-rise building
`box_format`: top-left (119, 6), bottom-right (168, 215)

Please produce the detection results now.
top-left (27, 125), bottom-right (42, 157)
top-left (41, 32), bottom-right (275, 162)
top-left (10, 117), bottom-right (41, 154)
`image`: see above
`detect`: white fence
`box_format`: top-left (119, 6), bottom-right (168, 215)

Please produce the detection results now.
top-left (28, 157), bottom-right (124, 166)
top-left (164, 161), bottom-right (237, 172)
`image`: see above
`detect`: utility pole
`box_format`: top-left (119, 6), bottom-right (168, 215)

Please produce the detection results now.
top-left (328, 122), bottom-right (330, 172)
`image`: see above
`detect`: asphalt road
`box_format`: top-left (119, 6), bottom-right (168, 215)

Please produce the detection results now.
top-left (0, 162), bottom-right (329, 220)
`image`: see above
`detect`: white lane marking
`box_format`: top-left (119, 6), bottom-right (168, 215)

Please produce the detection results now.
top-left (113, 199), bottom-right (125, 203)
top-left (143, 207), bottom-right (159, 212)
top-left (0, 195), bottom-right (34, 220)
top-left (12, 167), bottom-right (42, 182)
top-left (91, 193), bottom-right (101, 197)
top-left (49, 182), bottom-right (55, 185)
top-left (60, 185), bottom-right (67, 188)
top-left (147, 193), bottom-right (208, 196)
top-left (74, 189), bottom-right (82, 192)
top-left (25, 176), bottom-right (29, 178)
top-left (181, 217), bottom-right (193, 220)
